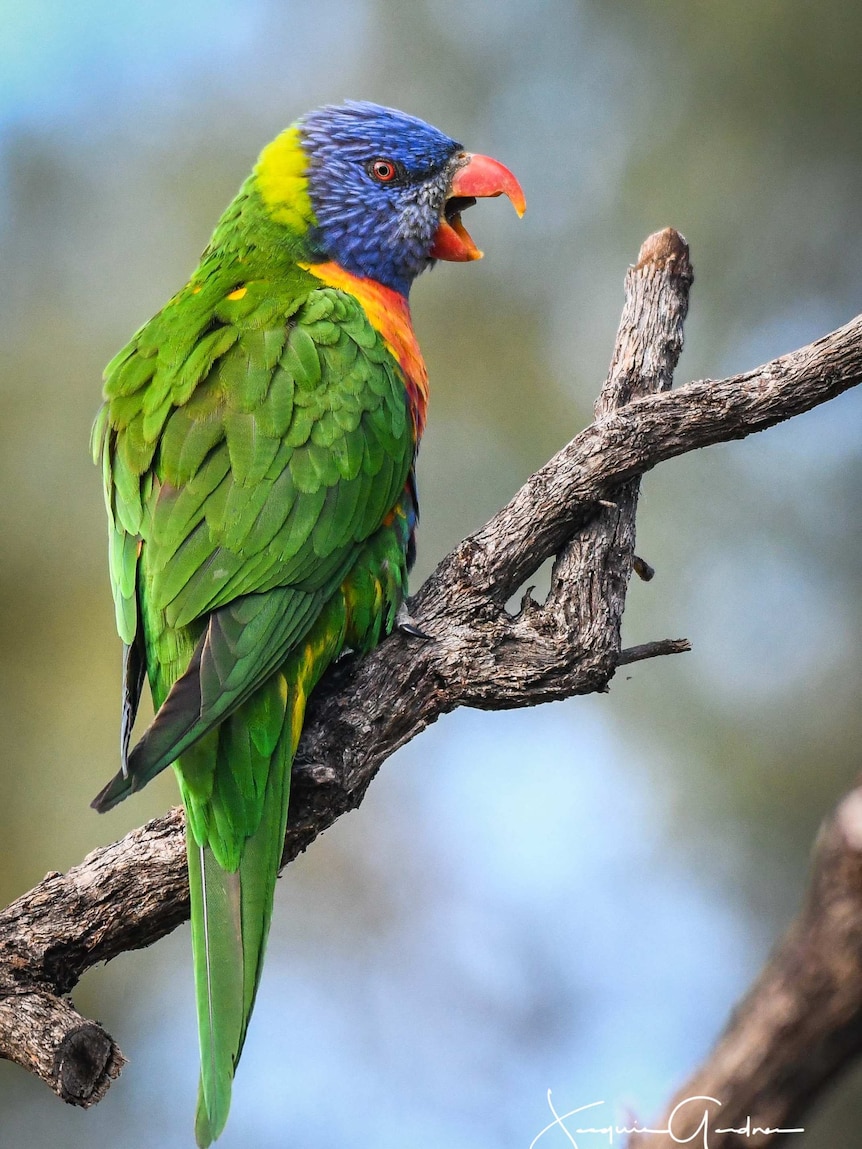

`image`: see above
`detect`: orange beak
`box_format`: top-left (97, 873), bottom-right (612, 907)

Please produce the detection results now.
top-left (430, 152), bottom-right (526, 262)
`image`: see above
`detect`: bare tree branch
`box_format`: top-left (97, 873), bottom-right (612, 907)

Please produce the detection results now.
top-left (2, 227), bottom-right (862, 1116)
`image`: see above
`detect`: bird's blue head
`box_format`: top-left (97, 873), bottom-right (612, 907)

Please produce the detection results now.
top-left (255, 101), bottom-right (525, 297)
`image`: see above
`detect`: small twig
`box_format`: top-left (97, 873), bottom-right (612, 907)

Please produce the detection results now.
top-left (632, 555), bottom-right (655, 582)
top-left (618, 638), bottom-right (691, 665)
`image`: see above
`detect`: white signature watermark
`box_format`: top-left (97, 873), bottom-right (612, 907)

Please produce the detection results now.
top-left (530, 1093), bottom-right (804, 1149)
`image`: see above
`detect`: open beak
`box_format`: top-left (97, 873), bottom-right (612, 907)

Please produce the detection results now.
top-left (430, 152), bottom-right (526, 262)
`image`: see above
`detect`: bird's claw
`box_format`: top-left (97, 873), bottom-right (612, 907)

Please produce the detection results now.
top-left (396, 605), bottom-right (433, 641)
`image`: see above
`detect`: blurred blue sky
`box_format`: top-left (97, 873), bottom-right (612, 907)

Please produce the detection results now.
top-left (2, 2), bottom-right (861, 1146)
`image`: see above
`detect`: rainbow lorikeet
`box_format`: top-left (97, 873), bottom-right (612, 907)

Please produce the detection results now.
top-left (90, 101), bottom-right (525, 1145)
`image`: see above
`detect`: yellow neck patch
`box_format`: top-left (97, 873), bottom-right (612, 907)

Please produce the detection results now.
top-left (255, 126), bottom-right (315, 232)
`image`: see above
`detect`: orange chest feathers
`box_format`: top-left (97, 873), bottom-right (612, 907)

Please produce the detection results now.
top-left (300, 261), bottom-right (429, 439)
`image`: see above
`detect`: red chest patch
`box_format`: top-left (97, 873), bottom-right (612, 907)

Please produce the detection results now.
top-left (300, 261), bottom-right (429, 438)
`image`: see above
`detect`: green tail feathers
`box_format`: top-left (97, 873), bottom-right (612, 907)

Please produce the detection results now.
top-left (189, 846), bottom-right (244, 1148)
top-left (179, 604), bottom-right (344, 1146)
top-left (183, 691), bottom-right (297, 1149)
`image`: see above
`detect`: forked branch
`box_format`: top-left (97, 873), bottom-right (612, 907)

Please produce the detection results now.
top-left (2, 228), bottom-right (862, 1119)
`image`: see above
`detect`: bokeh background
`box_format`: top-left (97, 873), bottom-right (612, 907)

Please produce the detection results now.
top-left (2, 2), bottom-right (862, 1146)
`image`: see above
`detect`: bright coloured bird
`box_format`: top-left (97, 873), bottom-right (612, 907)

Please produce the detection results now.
top-left (91, 101), bottom-right (524, 1145)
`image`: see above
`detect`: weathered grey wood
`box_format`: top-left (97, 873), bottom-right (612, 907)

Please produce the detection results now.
top-left (2, 228), bottom-right (861, 1121)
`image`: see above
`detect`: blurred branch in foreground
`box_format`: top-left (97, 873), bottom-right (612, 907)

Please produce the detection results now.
top-left (2, 229), bottom-right (862, 1127)
top-left (627, 777), bottom-right (862, 1148)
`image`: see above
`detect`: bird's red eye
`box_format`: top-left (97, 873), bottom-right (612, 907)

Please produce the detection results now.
top-left (370, 159), bottom-right (397, 182)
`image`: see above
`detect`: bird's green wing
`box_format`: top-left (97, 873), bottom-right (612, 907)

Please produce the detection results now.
top-left (92, 279), bottom-right (414, 814)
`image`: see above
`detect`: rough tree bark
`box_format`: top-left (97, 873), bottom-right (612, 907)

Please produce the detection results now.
top-left (2, 228), bottom-right (862, 1133)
